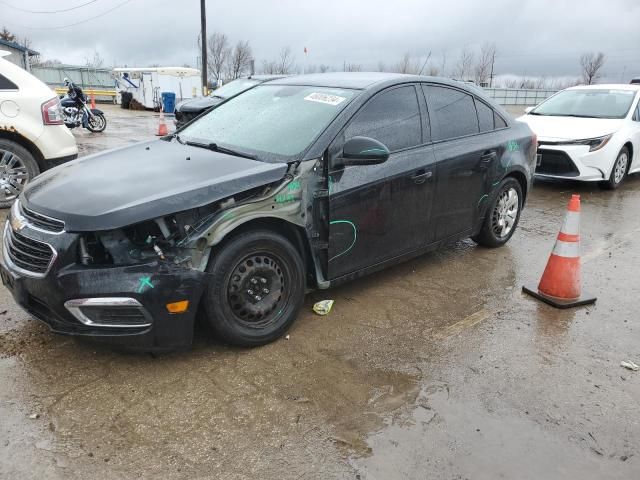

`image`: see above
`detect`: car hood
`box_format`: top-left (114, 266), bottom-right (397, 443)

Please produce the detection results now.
top-left (175, 96), bottom-right (223, 113)
top-left (517, 114), bottom-right (623, 141)
top-left (22, 140), bottom-right (288, 232)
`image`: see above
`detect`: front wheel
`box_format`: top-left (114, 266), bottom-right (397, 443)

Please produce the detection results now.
top-left (87, 113), bottom-right (106, 133)
top-left (202, 230), bottom-right (306, 347)
top-left (600, 147), bottom-right (629, 190)
top-left (472, 177), bottom-right (523, 248)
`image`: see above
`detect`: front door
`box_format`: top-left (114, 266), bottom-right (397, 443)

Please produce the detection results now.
top-left (327, 85), bottom-right (436, 280)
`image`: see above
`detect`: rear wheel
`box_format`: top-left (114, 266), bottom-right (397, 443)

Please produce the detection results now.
top-left (472, 177), bottom-right (523, 248)
top-left (202, 230), bottom-right (305, 347)
top-left (600, 147), bottom-right (629, 190)
top-left (0, 139), bottom-right (40, 209)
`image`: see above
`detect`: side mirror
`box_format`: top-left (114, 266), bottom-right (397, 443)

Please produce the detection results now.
top-left (524, 106), bottom-right (535, 114)
top-left (341, 136), bottom-right (390, 166)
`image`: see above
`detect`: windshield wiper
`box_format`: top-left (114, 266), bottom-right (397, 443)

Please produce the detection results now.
top-left (528, 111), bottom-right (544, 115)
top-left (183, 139), bottom-right (256, 160)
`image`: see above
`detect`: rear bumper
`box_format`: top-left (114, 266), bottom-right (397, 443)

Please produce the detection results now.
top-left (36, 124), bottom-right (78, 161)
top-left (43, 153), bottom-right (78, 170)
top-left (1, 222), bottom-right (208, 351)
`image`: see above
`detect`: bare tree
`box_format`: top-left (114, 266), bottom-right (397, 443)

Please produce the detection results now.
top-left (227, 40), bottom-right (253, 79)
top-left (454, 47), bottom-right (474, 80)
top-left (474, 43), bottom-right (496, 86)
top-left (377, 61), bottom-right (387, 72)
top-left (305, 64), bottom-right (318, 74)
top-left (0, 27), bottom-right (15, 41)
top-left (261, 60), bottom-right (278, 74)
top-left (426, 64), bottom-right (440, 76)
top-left (344, 63), bottom-right (361, 72)
top-left (393, 52), bottom-right (419, 74)
top-left (84, 50), bottom-right (104, 69)
top-left (580, 52), bottom-right (605, 85)
top-left (32, 58), bottom-right (62, 68)
top-left (207, 32), bottom-right (230, 82)
top-left (318, 64), bottom-right (331, 73)
top-left (276, 47), bottom-right (295, 74)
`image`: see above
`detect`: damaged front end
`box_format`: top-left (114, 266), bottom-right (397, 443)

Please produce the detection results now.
top-left (1, 159), bottom-right (326, 351)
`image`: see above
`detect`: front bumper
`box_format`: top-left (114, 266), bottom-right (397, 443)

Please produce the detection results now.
top-left (1, 220), bottom-right (208, 351)
top-left (535, 142), bottom-right (614, 181)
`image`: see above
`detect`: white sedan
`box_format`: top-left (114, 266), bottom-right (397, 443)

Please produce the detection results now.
top-left (518, 84), bottom-right (640, 189)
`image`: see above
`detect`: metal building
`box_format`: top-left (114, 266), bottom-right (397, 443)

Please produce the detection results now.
top-left (0, 39), bottom-right (39, 71)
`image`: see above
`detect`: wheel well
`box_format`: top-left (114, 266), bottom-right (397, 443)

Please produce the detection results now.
top-left (623, 142), bottom-right (633, 171)
top-left (213, 217), bottom-right (316, 288)
top-left (506, 170), bottom-right (528, 201)
top-left (0, 130), bottom-right (45, 172)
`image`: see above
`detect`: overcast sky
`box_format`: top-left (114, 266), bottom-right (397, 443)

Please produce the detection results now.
top-left (3, 0), bottom-right (640, 81)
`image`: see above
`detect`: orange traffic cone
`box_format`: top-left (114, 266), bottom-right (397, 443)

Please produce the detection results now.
top-left (523, 194), bottom-right (596, 308)
top-left (90, 92), bottom-right (96, 109)
top-left (156, 107), bottom-right (168, 136)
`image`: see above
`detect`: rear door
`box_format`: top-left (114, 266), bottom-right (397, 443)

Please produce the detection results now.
top-left (327, 84), bottom-right (436, 279)
top-left (422, 85), bottom-right (501, 239)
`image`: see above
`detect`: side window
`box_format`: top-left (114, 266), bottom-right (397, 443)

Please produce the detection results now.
top-left (494, 111), bottom-right (507, 128)
top-left (634, 103), bottom-right (640, 122)
top-left (0, 74), bottom-right (18, 90)
top-left (344, 85), bottom-right (422, 152)
top-left (423, 85), bottom-right (479, 141)
top-left (475, 99), bottom-right (494, 132)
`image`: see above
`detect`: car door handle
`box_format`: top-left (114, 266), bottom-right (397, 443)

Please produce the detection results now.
top-left (411, 170), bottom-right (433, 184)
top-left (480, 150), bottom-right (497, 162)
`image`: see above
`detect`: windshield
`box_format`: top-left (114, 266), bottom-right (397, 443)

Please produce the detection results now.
top-left (181, 85), bottom-right (357, 160)
top-left (209, 78), bottom-right (260, 99)
top-left (532, 89), bottom-right (637, 119)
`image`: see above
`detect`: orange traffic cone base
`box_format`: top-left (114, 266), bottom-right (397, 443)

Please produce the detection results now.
top-left (522, 284), bottom-right (596, 309)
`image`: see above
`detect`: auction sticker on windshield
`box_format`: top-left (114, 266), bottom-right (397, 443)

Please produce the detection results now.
top-left (304, 92), bottom-right (346, 106)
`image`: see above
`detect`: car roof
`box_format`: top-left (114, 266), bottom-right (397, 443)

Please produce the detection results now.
top-left (267, 72), bottom-right (474, 90)
top-left (568, 83), bottom-right (640, 91)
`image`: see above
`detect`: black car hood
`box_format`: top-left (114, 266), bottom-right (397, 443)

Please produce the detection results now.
top-left (176, 96), bottom-right (223, 113)
top-left (22, 140), bottom-right (288, 232)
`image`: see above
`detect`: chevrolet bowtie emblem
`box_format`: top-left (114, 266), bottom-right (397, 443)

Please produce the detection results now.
top-left (10, 214), bottom-right (26, 232)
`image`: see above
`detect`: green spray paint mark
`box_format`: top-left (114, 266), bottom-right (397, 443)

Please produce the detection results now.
top-left (328, 175), bottom-right (334, 194)
top-left (477, 194), bottom-right (488, 208)
top-left (221, 211), bottom-right (235, 221)
top-left (329, 220), bottom-right (357, 262)
top-left (137, 276), bottom-right (154, 293)
top-left (506, 140), bottom-right (520, 152)
top-left (287, 180), bottom-right (301, 192)
top-left (275, 193), bottom-right (296, 203)
top-left (359, 148), bottom-right (388, 155)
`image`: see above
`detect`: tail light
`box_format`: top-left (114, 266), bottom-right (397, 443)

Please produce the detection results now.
top-left (41, 97), bottom-right (64, 125)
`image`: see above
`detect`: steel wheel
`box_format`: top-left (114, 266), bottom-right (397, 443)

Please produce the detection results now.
top-left (226, 252), bottom-right (288, 328)
top-left (0, 149), bottom-right (29, 203)
top-left (613, 151), bottom-right (628, 184)
top-left (491, 187), bottom-right (519, 239)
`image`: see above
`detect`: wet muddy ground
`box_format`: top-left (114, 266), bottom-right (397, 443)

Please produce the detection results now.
top-left (1, 105), bottom-right (639, 479)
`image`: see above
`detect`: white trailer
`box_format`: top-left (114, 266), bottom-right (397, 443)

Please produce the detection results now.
top-left (112, 67), bottom-right (202, 110)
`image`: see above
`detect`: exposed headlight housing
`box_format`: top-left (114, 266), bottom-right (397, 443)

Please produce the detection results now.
top-left (564, 134), bottom-right (613, 152)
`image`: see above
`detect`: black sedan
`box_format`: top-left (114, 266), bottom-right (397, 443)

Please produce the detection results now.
top-left (1, 73), bottom-right (536, 351)
top-left (174, 75), bottom-right (284, 128)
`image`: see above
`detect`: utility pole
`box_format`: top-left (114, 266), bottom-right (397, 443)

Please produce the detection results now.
top-left (489, 50), bottom-right (495, 87)
top-left (200, 0), bottom-right (207, 95)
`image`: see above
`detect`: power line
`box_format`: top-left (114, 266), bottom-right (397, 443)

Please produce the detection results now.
top-left (5, 0), bottom-right (133, 29)
top-left (0, 0), bottom-right (100, 14)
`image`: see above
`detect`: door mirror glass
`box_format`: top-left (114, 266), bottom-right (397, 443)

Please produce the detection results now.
top-left (342, 136), bottom-right (390, 166)
top-left (524, 106), bottom-right (535, 114)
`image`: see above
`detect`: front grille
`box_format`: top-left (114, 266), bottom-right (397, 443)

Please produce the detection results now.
top-left (78, 306), bottom-right (150, 326)
top-left (20, 204), bottom-right (64, 233)
top-left (5, 228), bottom-right (55, 275)
top-left (536, 149), bottom-right (580, 177)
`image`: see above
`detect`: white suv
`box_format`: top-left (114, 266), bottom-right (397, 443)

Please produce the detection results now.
top-left (0, 51), bottom-right (78, 207)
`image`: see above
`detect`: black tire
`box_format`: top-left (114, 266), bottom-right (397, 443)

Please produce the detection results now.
top-left (472, 177), bottom-right (523, 248)
top-left (0, 139), bottom-right (40, 209)
top-left (202, 229), bottom-right (306, 347)
top-left (600, 147), bottom-right (629, 190)
top-left (87, 113), bottom-right (107, 133)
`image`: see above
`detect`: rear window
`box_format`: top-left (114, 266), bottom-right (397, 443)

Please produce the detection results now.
top-left (423, 85), bottom-right (479, 141)
top-left (0, 74), bottom-right (18, 90)
top-left (475, 99), bottom-right (494, 132)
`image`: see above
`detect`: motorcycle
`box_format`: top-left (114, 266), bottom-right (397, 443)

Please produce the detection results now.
top-left (60, 78), bottom-right (107, 133)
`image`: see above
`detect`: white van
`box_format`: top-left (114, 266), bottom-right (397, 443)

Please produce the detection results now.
top-left (0, 51), bottom-right (78, 207)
